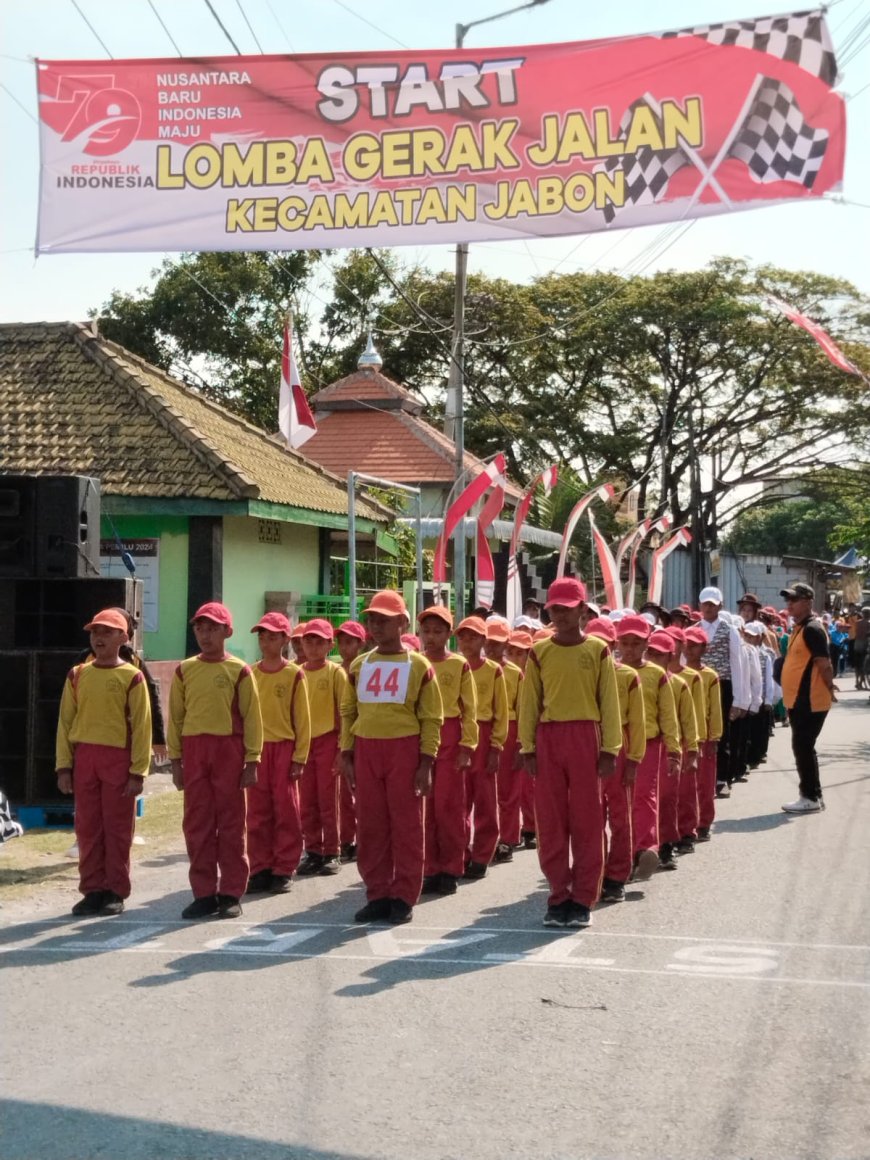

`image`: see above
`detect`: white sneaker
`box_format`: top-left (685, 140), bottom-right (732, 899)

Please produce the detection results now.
top-left (782, 796), bottom-right (824, 814)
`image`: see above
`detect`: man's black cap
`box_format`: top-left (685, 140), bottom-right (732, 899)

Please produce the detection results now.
top-left (780, 583), bottom-right (814, 601)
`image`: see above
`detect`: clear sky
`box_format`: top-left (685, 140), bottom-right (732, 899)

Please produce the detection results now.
top-left (1, 0), bottom-right (868, 324)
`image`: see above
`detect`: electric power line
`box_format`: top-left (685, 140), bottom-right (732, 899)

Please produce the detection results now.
top-left (69, 0), bottom-right (113, 56)
top-left (145, 0), bottom-right (183, 55)
top-left (0, 81), bottom-right (37, 122)
top-left (202, 0), bottom-right (242, 54)
top-left (233, 0), bottom-right (265, 53)
top-left (264, 0), bottom-right (294, 51)
top-left (328, 0), bottom-right (409, 48)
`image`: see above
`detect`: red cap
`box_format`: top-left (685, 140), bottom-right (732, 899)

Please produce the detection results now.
top-left (191, 601), bottom-right (232, 629)
top-left (336, 620), bottom-right (366, 641)
top-left (532, 627), bottom-right (554, 642)
top-left (363, 590), bottom-right (408, 618)
top-left (251, 611), bottom-right (292, 635)
top-left (665, 625), bottom-right (686, 646)
top-left (401, 633), bottom-right (421, 650)
top-left (303, 618), bottom-right (335, 640)
top-left (585, 617), bottom-right (616, 642)
top-left (545, 577), bottom-right (587, 608)
top-left (456, 616), bottom-right (487, 636)
top-left (616, 615), bottom-right (652, 640)
top-left (684, 627), bottom-right (708, 645)
top-left (485, 620), bottom-right (510, 642)
top-left (83, 608), bottom-right (129, 633)
top-left (291, 622), bottom-right (307, 638)
top-left (508, 630), bottom-right (533, 649)
top-left (417, 604), bottom-right (453, 628)
top-left (647, 630), bottom-right (675, 654)
top-left (689, 610), bottom-right (702, 622)
top-left (679, 603), bottom-right (692, 613)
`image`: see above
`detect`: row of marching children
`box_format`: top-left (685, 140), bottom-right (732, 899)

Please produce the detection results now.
top-left (57, 578), bottom-right (729, 929)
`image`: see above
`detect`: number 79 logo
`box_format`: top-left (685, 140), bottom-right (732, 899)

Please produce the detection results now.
top-left (38, 68), bottom-right (142, 156)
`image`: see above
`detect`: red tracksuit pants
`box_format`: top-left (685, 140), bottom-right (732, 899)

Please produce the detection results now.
top-left (354, 735), bottom-right (424, 907)
top-left (339, 778), bottom-right (357, 847)
top-left (677, 750), bottom-right (700, 840)
top-left (464, 720), bottom-right (500, 866)
top-left (521, 770), bottom-right (536, 834)
top-left (658, 748), bottom-right (683, 846)
top-left (73, 742), bottom-right (137, 899)
top-left (698, 741), bottom-right (718, 830)
top-left (425, 718), bottom-right (466, 878)
top-left (601, 747), bottom-right (634, 884)
top-left (182, 733), bottom-right (248, 900)
top-left (246, 739), bottom-right (302, 876)
top-left (535, 721), bottom-right (605, 909)
top-left (633, 736), bottom-right (664, 855)
top-left (496, 720), bottom-right (523, 847)
top-left (300, 731), bottom-right (340, 856)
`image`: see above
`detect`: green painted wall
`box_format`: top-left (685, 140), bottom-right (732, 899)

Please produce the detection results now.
top-left (101, 514), bottom-right (189, 662)
top-left (222, 516), bottom-right (320, 664)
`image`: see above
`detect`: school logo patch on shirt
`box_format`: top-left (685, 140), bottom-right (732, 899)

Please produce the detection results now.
top-left (273, 682), bottom-right (290, 700)
top-left (213, 674), bottom-right (233, 690)
top-left (440, 672), bottom-right (455, 688)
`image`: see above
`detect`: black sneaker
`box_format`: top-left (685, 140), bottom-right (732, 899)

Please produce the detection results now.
top-left (437, 873), bottom-right (458, 896)
top-left (100, 892), bottom-right (125, 916)
top-left (296, 852), bottom-right (324, 876)
top-left (566, 902), bottom-right (592, 928)
top-left (659, 843), bottom-right (678, 870)
top-left (182, 895), bottom-right (219, 920)
top-left (421, 875), bottom-right (442, 895)
top-left (631, 848), bottom-right (659, 882)
top-left (246, 869), bottom-right (273, 894)
top-left (543, 901), bottom-right (570, 927)
top-left (600, 878), bottom-right (625, 903)
top-left (354, 898), bottom-right (392, 923)
top-left (492, 843), bottom-right (513, 864)
top-left (463, 860), bottom-right (487, 881)
top-left (696, 826), bottom-right (711, 842)
top-left (674, 836), bottom-right (695, 855)
top-left (733, 773), bottom-right (749, 783)
top-left (522, 831), bottom-right (538, 850)
top-left (71, 891), bottom-right (108, 917)
top-left (217, 894), bottom-right (242, 919)
top-left (270, 874), bottom-right (292, 894)
top-left (389, 899), bottom-right (413, 925)
top-left (318, 855), bottom-right (342, 876)
top-left (716, 783), bottom-right (731, 798)
top-left (340, 842), bottom-right (357, 863)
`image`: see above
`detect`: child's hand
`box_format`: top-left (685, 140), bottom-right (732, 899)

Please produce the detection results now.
top-left (685, 751), bottom-right (699, 774)
top-left (457, 747), bottom-right (472, 769)
top-left (524, 753), bottom-right (537, 777)
top-left (341, 752), bottom-right (355, 790)
top-left (289, 761), bottom-right (305, 780)
top-left (152, 744), bottom-right (168, 762)
top-left (122, 774), bottom-right (144, 797)
top-left (622, 759), bottom-right (638, 787)
top-left (171, 759), bottom-right (184, 790)
top-left (240, 762), bottom-right (258, 789)
top-left (667, 753), bottom-right (681, 777)
top-left (486, 748), bottom-right (499, 774)
top-left (597, 752), bottom-right (616, 780)
top-left (56, 770), bottom-right (73, 795)
top-left (414, 758), bottom-right (433, 797)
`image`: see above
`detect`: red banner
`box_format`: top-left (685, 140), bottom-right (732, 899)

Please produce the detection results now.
top-left (35, 10), bottom-right (845, 253)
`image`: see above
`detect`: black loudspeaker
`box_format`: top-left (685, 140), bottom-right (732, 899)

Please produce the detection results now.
top-left (0, 577), bottom-right (143, 650)
top-left (0, 474), bottom-right (101, 579)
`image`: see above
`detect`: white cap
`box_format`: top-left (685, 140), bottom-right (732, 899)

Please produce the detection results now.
top-left (699, 586), bottom-right (723, 605)
top-left (608, 609), bottom-right (626, 622)
top-left (513, 614), bottom-right (541, 630)
top-left (486, 614), bottom-right (510, 626)
top-left (641, 611), bottom-right (657, 625)
top-left (743, 621), bottom-right (764, 637)
top-left (586, 602), bottom-right (601, 618)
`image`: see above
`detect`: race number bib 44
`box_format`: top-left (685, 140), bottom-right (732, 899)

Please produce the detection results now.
top-left (358, 660), bottom-right (410, 704)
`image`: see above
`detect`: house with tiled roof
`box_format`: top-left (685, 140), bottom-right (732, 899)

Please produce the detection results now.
top-left (0, 321), bottom-right (389, 662)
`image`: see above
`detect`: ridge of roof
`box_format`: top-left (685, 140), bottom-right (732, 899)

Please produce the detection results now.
top-left (312, 366), bottom-right (425, 413)
top-left (394, 410), bottom-right (523, 500)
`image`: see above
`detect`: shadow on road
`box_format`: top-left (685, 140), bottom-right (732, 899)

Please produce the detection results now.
top-left (711, 813), bottom-right (795, 834)
top-left (0, 1098), bottom-right (368, 1160)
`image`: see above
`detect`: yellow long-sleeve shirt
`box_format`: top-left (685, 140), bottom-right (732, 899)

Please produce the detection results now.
top-left (303, 660), bottom-right (346, 738)
top-left (430, 653), bottom-right (479, 751)
top-left (341, 649), bottom-right (444, 757)
top-left (470, 658), bottom-right (509, 750)
top-left (627, 661), bottom-right (681, 755)
top-left (56, 662), bottom-right (153, 777)
top-left (518, 635), bottom-right (622, 756)
top-left (253, 660), bottom-right (311, 762)
top-left (691, 665), bottom-right (724, 742)
top-left (167, 653), bottom-right (263, 763)
top-left (670, 670), bottom-right (700, 752)
top-left (502, 661), bottom-right (524, 722)
top-left (615, 662), bottom-right (647, 764)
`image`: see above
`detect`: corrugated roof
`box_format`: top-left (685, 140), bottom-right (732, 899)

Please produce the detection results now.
top-left (0, 322), bottom-right (386, 522)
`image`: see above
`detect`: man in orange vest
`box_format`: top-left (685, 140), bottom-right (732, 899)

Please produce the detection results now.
top-left (779, 584), bottom-right (839, 814)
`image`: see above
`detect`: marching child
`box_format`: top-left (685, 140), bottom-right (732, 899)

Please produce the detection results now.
top-left (586, 618), bottom-right (646, 903)
top-left (455, 616), bottom-right (508, 879)
top-left (298, 618), bottom-right (347, 877)
top-left (56, 608), bottom-right (153, 916)
top-left (519, 580), bottom-right (623, 928)
top-left (335, 620), bottom-right (367, 863)
top-left (168, 602), bottom-right (262, 920)
top-left (683, 627), bottom-right (723, 842)
top-left (506, 630), bottom-right (537, 850)
top-left (419, 605), bottom-right (478, 895)
top-left (486, 620), bottom-right (525, 863)
top-left (614, 616), bottom-right (680, 883)
top-left (246, 612), bottom-right (311, 895)
top-left (341, 590), bottom-right (444, 925)
top-left (648, 628), bottom-right (699, 866)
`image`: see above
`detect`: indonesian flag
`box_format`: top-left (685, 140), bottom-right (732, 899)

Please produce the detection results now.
top-left (475, 481), bottom-right (505, 610)
top-left (433, 454), bottom-right (507, 585)
top-left (647, 526), bottom-right (692, 606)
top-left (278, 318), bottom-right (317, 449)
top-left (505, 465), bottom-right (558, 624)
top-left (767, 296), bottom-right (861, 376)
top-left (624, 514), bottom-right (671, 608)
top-left (589, 511), bottom-right (622, 609)
top-left (556, 483), bottom-right (616, 578)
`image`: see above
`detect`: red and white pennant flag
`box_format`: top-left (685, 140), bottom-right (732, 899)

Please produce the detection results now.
top-left (626, 514), bottom-right (670, 608)
top-left (647, 526), bottom-right (692, 606)
top-left (278, 317), bottom-right (317, 450)
top-left (556, 483), bottom-right (616, 579)
top-left (505, 465), bottom-right (558, 624)
top-left (589, 511), bottom-right (622, 609)
top-left (767, 296), bottom-right (861, 376)
top-left (433, 454), bottom-right (507, 587)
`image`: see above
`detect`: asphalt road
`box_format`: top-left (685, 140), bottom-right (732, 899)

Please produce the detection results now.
top-left (2, 690), bottom-right (868, 1160)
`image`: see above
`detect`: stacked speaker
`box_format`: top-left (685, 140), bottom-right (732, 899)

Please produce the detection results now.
top-left (0, 475), bottom-right (142, 809)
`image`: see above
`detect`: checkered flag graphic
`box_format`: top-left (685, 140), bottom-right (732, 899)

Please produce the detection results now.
top-left (659, 10), bottom-right (837, 86)
top-left (726, 77), bottom-right (828, 188)
top-left (600, 99), bottom-right (691, 224)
